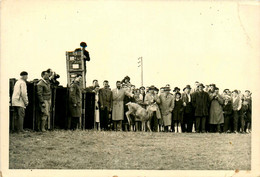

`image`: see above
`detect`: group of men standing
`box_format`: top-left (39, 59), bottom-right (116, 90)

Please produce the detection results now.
top-left (11, 71), bottom-right (252, 134)
top-left (11, 69), bottom-right (60, 133)
top-left (84, 79), bottom-right (252, 133)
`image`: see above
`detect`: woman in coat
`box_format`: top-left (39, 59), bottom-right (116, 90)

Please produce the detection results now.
top-left (209, 87), bottom-right (224, 133)
top-left (172, 92), bottom-right (184, 133)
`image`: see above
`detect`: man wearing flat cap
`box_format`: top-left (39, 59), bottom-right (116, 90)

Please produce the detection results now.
top-left (182, 85), bottom-right (194, 132)
top-left (192, 83), bottom-right (210, 133)
top-left (11, 71), bottom-right (29, 133)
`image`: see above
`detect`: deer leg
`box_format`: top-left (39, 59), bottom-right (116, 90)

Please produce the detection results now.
top-left (147, 121), bottom-right (152, 132)
top-left (125, 111), bottom-right (131, 125)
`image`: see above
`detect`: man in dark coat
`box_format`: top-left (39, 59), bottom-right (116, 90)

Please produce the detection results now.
top-left (69, 74), bottom-right (82, 130)
top-left (182, 85), bottom-right (194, 132)
top-left (99, 80), bottom-right (112, 130)
top-left (86, 79), bottom-right (99, 92)
top-left (192, 83), bottom-right (210, 133)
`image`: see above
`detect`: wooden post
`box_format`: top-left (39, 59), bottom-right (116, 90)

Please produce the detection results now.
top-left (138, 57), bottom-right (144, 86)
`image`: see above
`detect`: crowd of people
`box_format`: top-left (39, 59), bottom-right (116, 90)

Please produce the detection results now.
top-left (85, 76), bottom-right (252, 134)
top-left (11, 72), bottom-right (252, 134)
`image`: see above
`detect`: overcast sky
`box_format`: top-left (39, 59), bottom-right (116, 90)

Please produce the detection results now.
top-left (1, 1), bottom-right (259, 93)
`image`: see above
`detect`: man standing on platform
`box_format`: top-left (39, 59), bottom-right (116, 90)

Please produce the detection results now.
top-left (111, 81), bottom-right (134, 131)
top-left (99, 80), bottom-right (112, 131)
top-left (68, 74), bottom-right (82, 130)
top-left (37, 71), bottom-right (52, 132)
top-left (11, 71), bottom-right (29, 133)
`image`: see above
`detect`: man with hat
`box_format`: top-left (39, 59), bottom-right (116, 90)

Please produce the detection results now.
top-left (182, 85), bottom-right (194, 132)
top-left (144, 85), bottom-right (161, 132)
top-left (209, 87), bottom-right (224, 133)
top-left (172, 87), bottom-right (180, 98)
top-left (11, 71), bottom-right (29, 133)
top-left (209, 84), bottom-right (216, 93)
top-left (192, 83), bottom-right (210, 133)
top-left (159, 86), bottom-right (175, 132)
top-left (160, 87), bottom-right (164, 95)
top-left (68, 74), bottom-right (83, 130)
top-left (231, 90), bottom-right (242, 133)
top-left (75, 42), bottom-right (90, 74)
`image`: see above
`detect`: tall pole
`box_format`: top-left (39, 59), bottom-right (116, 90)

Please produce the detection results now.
top-left (138, 57), bottom-right (143, 86)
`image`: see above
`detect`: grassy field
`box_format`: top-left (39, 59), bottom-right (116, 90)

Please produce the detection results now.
top-left (9, 130), bottom-right (251, 170)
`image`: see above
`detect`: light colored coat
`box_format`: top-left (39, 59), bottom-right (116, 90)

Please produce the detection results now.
top-left (112, 88), bottom-right (133, 121)
top-left (209, 93), bottom-right (224, 124)
top-left (159, 93), bottom-right (175, 126)
top-left (11, 79), bottom-right (28, 108)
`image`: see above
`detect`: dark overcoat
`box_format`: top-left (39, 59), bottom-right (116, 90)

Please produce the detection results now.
top-left (209, 93), bottom-right (224, 124)
top-left (69, 82), bottom-right (82, 117)
top-left (192, 91), bottom-right (210, 117)
top-left (99, 87), bottom-right (112, 110)
top-left (172, 99), bottom-right (184, 122)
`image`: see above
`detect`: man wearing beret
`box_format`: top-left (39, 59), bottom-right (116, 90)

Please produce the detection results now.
top-left (37, 71), bottom-right (52, 132)
top-left (192, 83), bottom-right (210, 133)
top-left (11, 71), bottom-right (29, 133)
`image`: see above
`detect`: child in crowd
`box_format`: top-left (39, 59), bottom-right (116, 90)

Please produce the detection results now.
top-left (172, 92), bottom-right (184, 133)
top-left (223, 95), bottom-right (233, 133)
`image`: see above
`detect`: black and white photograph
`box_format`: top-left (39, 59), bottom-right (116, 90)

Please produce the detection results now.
top-left (1, 0), bottom-right (260, 177)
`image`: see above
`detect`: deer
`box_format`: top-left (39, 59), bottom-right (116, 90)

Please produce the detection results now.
top-left (125, 102), bottom-right (157, 132)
